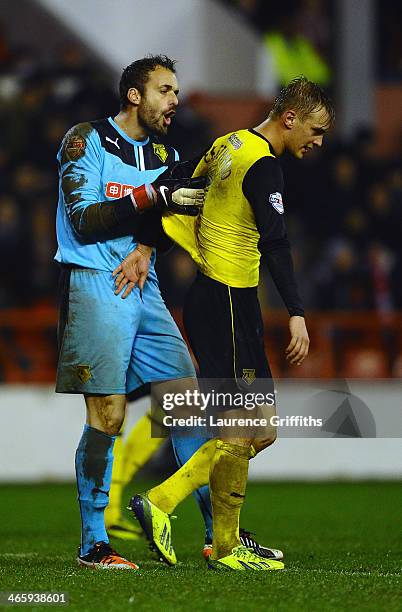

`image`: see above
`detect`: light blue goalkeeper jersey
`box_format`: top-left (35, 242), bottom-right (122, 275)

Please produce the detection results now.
top-left (55, 117), bottom-right (178, 278)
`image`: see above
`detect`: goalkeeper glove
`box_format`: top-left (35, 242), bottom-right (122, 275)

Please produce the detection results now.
top-left (130, 173), bottom-right (206, 216)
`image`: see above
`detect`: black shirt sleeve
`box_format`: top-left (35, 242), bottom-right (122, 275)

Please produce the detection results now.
top-left (242, 156), bottom-right (304, 317)
top-left (68, 194), bottom-right (143, 241)
top-left (133, 210), bottom-right (173, 251)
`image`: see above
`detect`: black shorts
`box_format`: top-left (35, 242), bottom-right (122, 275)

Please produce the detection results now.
top-left (183, 272), bottom-right (272, 382)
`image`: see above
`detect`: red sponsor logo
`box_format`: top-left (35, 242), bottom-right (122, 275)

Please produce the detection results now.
top-left (122, 184), bottom-right (134, 196)
top-left (106, 182), bottom-right (135, 198)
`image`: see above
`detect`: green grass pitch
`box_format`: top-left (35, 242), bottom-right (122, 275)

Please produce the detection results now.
top-left (0, 481), bottom-right (401, 611)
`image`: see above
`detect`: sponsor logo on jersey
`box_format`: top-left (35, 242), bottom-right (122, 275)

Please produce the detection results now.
top-left (153, 143), bottom-right (168, 163)
top-left (269, 192), bottom-right (284, 214)
top-left (228, 133), bottom-right (243, 150)
top-left (242, 368), bottom-right (256, 385)
top-left (106, 182), bottom-right (135, 198)
top-left (75, 364), bottom-right (92, 384)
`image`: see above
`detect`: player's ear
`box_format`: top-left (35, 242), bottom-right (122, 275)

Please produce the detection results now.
top-left (127, 87), bottom-right (141, 106)
top-left (283, 110), bottom-right (296, 130)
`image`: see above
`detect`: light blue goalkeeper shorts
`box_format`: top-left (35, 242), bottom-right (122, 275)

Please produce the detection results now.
top-left (56, 267), bottom-right (195, 394)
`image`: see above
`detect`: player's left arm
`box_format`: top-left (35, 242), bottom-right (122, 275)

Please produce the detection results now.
top-left (242, 156), bottom-right (309, 365)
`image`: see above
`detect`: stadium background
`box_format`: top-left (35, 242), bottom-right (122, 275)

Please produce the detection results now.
top-left (0, 1), bottom-right (401, 608)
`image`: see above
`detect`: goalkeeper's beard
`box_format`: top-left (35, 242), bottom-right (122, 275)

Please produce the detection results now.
top-left (138, 103), bottom-right (169, 137)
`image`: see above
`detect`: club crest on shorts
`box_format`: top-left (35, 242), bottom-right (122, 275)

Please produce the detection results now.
top-left (75, 364), bottom-right (92, 384)
top-left (153, 143), bottom-right (168, 163)
top-left (242, 368), bottom-right (256, 385)
top-left (269, 192), bottom-right (284, 214)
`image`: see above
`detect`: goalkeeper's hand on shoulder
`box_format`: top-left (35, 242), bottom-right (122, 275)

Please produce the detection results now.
top-left (131, 161), bottom-right (207, 217)
top-left (152, 167), bottom-right (207, 216)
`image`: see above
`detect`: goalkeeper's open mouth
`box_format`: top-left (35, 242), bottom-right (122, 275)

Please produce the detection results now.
top-left (163, 111), bottom-right (176, 127)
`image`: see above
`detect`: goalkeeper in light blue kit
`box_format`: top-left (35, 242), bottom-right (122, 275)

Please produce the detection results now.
top-left (55, 55), bottom-right (205, 570)
top-left (55, 54), bottom-right (280, 570)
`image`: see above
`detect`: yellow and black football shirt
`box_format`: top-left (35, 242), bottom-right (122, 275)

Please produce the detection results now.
top-left (163, 128), bottom-right (304, 316)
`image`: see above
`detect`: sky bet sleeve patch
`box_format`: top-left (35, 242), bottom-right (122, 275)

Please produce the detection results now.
top-left (269, 192), bottom-right (284, 214)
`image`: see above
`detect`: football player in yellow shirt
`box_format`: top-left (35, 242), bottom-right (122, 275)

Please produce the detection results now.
top-left (115, 76), bottom-right (334, 570)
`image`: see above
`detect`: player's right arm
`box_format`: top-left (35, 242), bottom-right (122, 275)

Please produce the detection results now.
top-left (59, 124), bottom-right (205, 241)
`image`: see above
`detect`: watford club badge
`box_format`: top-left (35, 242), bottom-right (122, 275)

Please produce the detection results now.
top-left (153, 143), bottom-right (168, 163)
top-left (75, 364), bottom-right (92, 384)
top-left (242, 369), bottom-right (256, 385)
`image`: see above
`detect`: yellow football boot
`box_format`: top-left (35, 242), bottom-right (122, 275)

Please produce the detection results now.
top-left (208, 545), bottom-right (285, 571)
top-left (128, 493), bottom-right (176, 566)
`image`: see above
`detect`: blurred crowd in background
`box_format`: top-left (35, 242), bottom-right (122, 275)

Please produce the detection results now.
top-left (0, 0), bottom-right (401, 316)
top-left (226, 0), bottom-right (402, 82)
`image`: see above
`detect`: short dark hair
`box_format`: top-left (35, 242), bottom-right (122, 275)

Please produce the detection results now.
top-left (119, 54), bottom-right (177, 109)
top-left (269, 76), bottom-right (335, 127)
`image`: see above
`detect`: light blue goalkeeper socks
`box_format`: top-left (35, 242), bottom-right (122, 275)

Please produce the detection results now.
top-left (171, 432), bottom-right (213, 543)
top-left (75, 424), bottom-right (116, 556)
